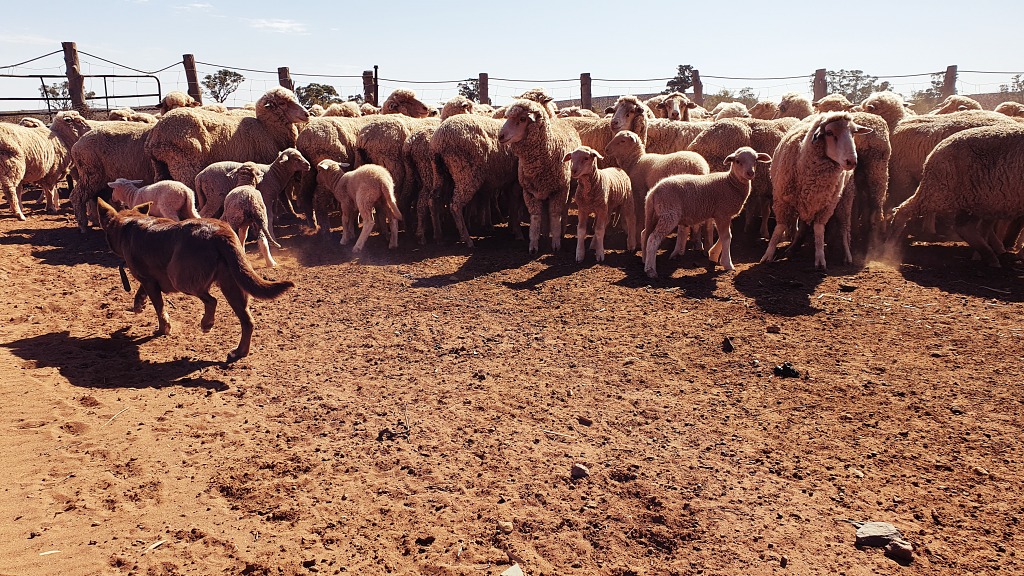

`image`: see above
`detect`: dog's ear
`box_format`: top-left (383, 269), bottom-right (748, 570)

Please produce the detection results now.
top-left (132, 202), bottom-right (153, 215)
top-left (96, 197), bottom-right (118, 228)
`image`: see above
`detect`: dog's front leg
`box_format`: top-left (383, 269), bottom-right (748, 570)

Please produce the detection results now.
top-left (143, 281), bottom-right (171, 336)
top-left (197, 291), bottom-right (217, 332)
top-left (132, 287), bottom-right (149, 313)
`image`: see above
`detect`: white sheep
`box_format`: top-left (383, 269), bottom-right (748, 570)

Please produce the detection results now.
top-left (563, 146), bottom-right (635, 262)
top-left (857, 91), bottom-right (914, 133)
top-left (749, 101), bottom-right (780, 120)
top-left (928, 95), bottom-right (983, 115)
top-left (0, 112), bottom-right (88, 219)
top-left (712, 102), bottom-right (751, 121)
top-left (645, 92), bottom-right (698, 121)
top-left (761, 112), bottom-right (872, 269)
top-left (642, 147), bottom-right (771, 277)
top-left (222, 162), bottom-right (281, 268)
top-left (315, 160), bottom-right (402, 252)
top-left (994, 101), bottom-right (1024, 118)
top-left (775, 92), bottom-right (814, 119)
top-left (812, 94), bottom-right (855, 113)
top-left (108, 178), bottom-right (200, 221)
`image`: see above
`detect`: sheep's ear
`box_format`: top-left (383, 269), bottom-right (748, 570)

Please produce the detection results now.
top-left (133, 202), bottom-right (153, 215)
top-left (685, 102), bottom-right (697, 109)
top-left (852, 124), bottom-right (873, 135)
top-left (339, 162), bottom-right (351, 169)
top-left (723, 154), bottom-right (736, 165)
top-left (107, 181), bottom-right (119, 188)
top-left (562, 153), bottom-right (573, 163)
top-left (279, 152), bottom-right (290, 162)
top-left (591, 150), bottom-right (604, 161)
top-left (604, 106), bottom-right (615, 114)
top-left (756, 153), bottom-right (772, 163)
top-left (656, 101), bottom-right (666, 109)
top-left (864, 103), bottom-right (876, 112)
top-left (812, 125), bottom-right (824, 141)
top-left (527, 110), bottom-right (540, 123)
top-left (317, 160), bottom-right (333, 171)
top-left (226, 167), bottom-right (238, 178)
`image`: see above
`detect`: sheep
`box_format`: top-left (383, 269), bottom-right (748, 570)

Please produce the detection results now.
top-left (0, 110), bottom-right (89, 219)
top-left (158, 91), bottom-right (200, 114)
top-left (307, 104), bottom-right (326, 117)
top-left (492, 88), bottom-right (558, 119)
top-left (355, 115), bottom-right (439, 222)
top-left (473, 103), bottom-right (495, 117)
top-left (604, 129), bottom-right (709, 243)
top-left (108, 108), bottom-right (158, 124)
top-left (423, 114), bottom-right (521, 246)
top-left (296, 115), bottom-right (376, 228)
top-left (221, 162), bottom-right (281, 268)
top-left (857, 91), bottom-right (913, 133)
top-left (643, 147), bottom-right (772, 277)
top-left (749, 101), bottom-right (780, 120)
top-left (193, 147), bottom-right (311, 240)
top-left (315, 159), bottom-right (402, 251)
top-left (146, 86), bottom-right (310, 188)
top-left (498, 98), bottom-right (581, 253)
top-left (69, 120), bottom-right (155, 232)
top-left (812, 94), bottom-right (855, 113)
top-left (324, 101), bottom-right (362, 117)
top-left (440, 95), bottom-right (476, 120)
top-left (556, 106), bottom-right (600, 119)
top-left (18, 117), bottom-right (47, 129)
top-left (108, 178), bottom-right (200, 221)
top-left (761, 112), bottom-right (873, 269)
top-left (888, 123), bottom-right (1024, 267)
top-left (380, 88), bottom-right (430, 118)
top-left (646, 92), bottom-right (697, 121)
top-left (712, 102), bottom-right (751, 121)
top-left (226, 108), bottom-right (257, 118)
top-left (360, 103), bottom-right (380, 115)
top-left (775, 92), bottom-right (814, 119)
top-left (201, 103), bottom-right (229, 114)
top-left (928, 94), bottom-right (983, 114)
top-left (826, 111), bottom-right (891, 256)
top-left (563, 146), bottom-right (635, 262)
top-left (994, 101), bottom-right (1024, 118)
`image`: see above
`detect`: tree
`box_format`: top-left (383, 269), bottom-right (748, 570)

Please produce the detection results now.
top-left (663, 65), bottom-right (694, 94)
top-left (458, 79), bottom-right (479, 102)
top-left (295, 83), bottom-right (343, 108)
top-left (908, 73), bottom-right (946, 113)
top-left (819, 69), bottom-right (890, 103)
top-left (703, 87), bottom-right (758, 111)
top-left (38, 81), bottom-right (95, 111)
top-left (999, 74), bottom-right (1024, 103)
top-left (201, 69), bottom-right (245, 103)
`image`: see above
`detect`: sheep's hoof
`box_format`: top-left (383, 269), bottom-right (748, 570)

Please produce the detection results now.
top-left (155, 324), bottom-right (171, 336)
top-left (15, 214), bottom-right (26, 221)
top-left (645, 268), bottom-right (658, 279)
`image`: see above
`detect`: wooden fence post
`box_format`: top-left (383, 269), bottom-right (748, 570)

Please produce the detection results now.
top-left (580, 73), bottom-right (592, 110)
top-left (691, 69), bottom-right (704, 105)
top-left (942, 65), bottom-right (958, 97)
top-left (62, 42), bottom-right (87, 112)
top-left (478, 73), bottom-right (489, 105)
top-left (813, 68), bottom-right (827, 100)
top-left (182, 54), bottom-right (203, 104)
top-left (277, 67), bottom-right (294, 91)
top-left (362, 70), bottom-right (376, 106)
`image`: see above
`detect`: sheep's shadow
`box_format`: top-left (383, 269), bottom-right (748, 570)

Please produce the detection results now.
top-left (611, 253), bottom-right (726, 300)
top-left (733, 260), bottom-right (832, 317)
top-left (895, 243), bottom-right (1024, 301)
top-left (0, 221), bottom-right (117, 268)
top-left (4, 328), bottom-right (227, 391)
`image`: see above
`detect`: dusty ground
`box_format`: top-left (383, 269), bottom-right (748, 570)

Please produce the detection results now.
top-left (1, 196), bottom-right (1022, 576)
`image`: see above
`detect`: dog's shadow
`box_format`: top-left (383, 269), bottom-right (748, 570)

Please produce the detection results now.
top-left (5, 328), bottom-right (227, 390)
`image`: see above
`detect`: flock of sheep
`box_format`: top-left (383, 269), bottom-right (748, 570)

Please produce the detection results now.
top-left (3, 83), bottom-right (1024, 278)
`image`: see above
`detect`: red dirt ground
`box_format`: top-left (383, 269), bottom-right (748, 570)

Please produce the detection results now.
top-left (1, 197), bottom-right (1022, 576)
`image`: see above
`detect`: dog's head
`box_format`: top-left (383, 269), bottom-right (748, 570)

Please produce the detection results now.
top-left (97, 197), bottom-right (153, 259)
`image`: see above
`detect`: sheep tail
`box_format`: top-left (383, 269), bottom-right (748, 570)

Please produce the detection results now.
top-left (382, 183), bottom-right (404, 222)
top-left (218, 232), bottom-right (293, 300)
top-left (256, 209), bottom-right (282, 249)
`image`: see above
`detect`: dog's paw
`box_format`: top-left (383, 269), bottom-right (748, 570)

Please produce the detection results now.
top-left (155, 324), bottom-right (171, 336)
top-left (226, 349), bottom-right (246, 363)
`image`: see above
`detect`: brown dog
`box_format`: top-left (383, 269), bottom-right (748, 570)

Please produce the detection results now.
top-left (96, 197), bottom-right (294, 362)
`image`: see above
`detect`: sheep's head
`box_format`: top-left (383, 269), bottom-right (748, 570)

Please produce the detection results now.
top-left (52, 110), bottom-right (91, 143)
top-left (562, 146), bottom-right (603, 180)
top-left (775, 92), bottom-right (813, 119)
top-left (604, 130), bottom-right (643, 160)
top-left (515, 88), bottom-right (557, 118)
top-left (995, 101), bottom-right (1024, 118)
top-left (610, 96), bottom-right (651, 133)
top-left (308, 104), bottom-right (326, 117)
top-left (227, 162), bottom-right (263, 187)
top-left (19, 117), bottom-right (47, 128)
top-left (257, 87), bottom-right (310, 125)
top-left (749, 101), bottom-right (780, 120)
top-left (928, 95), bottom-right (983, 115)
top-left (315, 159), bottom-right (351, 189)
top-left (277, 148), bottom-right (311, 173)
top-left (441, 96), bottom-right (475, 120)
top-left (106, 178), bottom-right (145, 208)
top-left (658, 92), bottom-right (696, 121)
top-left (724, 146), bottom-right (771, 181)
top-left (159, 91), bottom-right (200, 114)
top-left (360, 103), bottom-right (380, 115)
top-left (381, 89), bottom-right (430, 118)
top-left (813, 94), bottom-right (855, 113)
top-left (498, 100), bottom-right (545, 145)
top-left (713, 102), bottom-right (751, 121)
top-left (809, 112), bottom-right (871, 170)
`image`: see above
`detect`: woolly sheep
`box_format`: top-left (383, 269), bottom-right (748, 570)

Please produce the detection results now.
top-left (647, 92), bottom-right (698, 121)
top-left (108, 178), bottom-right (199, 221)
top-left (18, 117), bottom-right (47, 129)
top-left (712, 102), bottom-right (751, 121)
top-left (324, 101), bottom-right (362, 117)
top-left (556, 106), bottom-right (600, 119)
top-left (380, 89), bottom-right (430, 118)
top-left (222, 162), bottom-right (281, 268)
top-left (837, 111), bottom-right (891, 247)
top-left (563, 146), bottom-right (635, 262)
top-left (473, 103), bottom-right (495, 116)
top-left (775, 92), bottom-right (814, 119)
top-left (108, 108), bottom-right (158, 124)
top-left (857, 91), bottom-right (913, 133)
top-left (749, 101), bottom-right (780, 120)
top-left (360, 103), bottom-right (380, 115)
top-left (316, 160), bottom-right (402, 251)
top-left (193, 147), bottom-right (311, 240)
top-left (441, 95), bottom-right (476, 120)
top-left (158, 91), bottom-right (200, 114)
top-left (643, 147), bottom-right (771, 277)
top-left (888, 124), bottom-right (1024, 267)
top-left (296, 115), bottom-right (376, 227)
top-left (928, 94), bottom-right (982, 115)
top-left (355, 115), bottom-right (439, 221)
top-left (69, 120), bottom-right (155, 232)
top-left (146, 86), bottom-right (310, 187)
top-left (492, 88), bottom-right (558, 120)
top-left (307, 104), bottom-right (326, 117)
top-left (812, 94), bottom-right (855, 113)
top-left (994, 101), bottom-right (1024, 118)
top-left (201, 103), bottom-right (229, 114)
top-left (498, 99), bottom-right (581, 253)
top-left (761, 112), bottom-right (872, 269)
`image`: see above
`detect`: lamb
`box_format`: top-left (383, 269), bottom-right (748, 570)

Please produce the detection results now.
top-left (604, 129), bottom-right (709, 240)
top-left (994, 101), bottom-right (1024, 118)
top-left (158, 91), bottom-right (200, 114)
top-left (928, 94), bottom-right (983, 114)
top-left (498, 99), bottom-right (581, 253)
top-left (556, 106), bottom-right (600, 119)
top-left (108, 178), bottom-right (200, 221)
top-left (380, 88), bottom-right (430, 118)
top-left (812, 94), bottom-right (855, 113)
top-left (563, 146), bottom-right (635, 262)
top-left (146, 86), bottom-right (310, 187)
top-left (646, 92), bottom-right (697, 121)
top-left (315, 160), bottom-right (402, 251)
top-left (221, 162), bottom-right (281, 268)
top-left (775, 92), bottom-right (814, 119)
top-left (749, 101), bottom-right (780, 120)
top-left (761, 112), bottom-right (872, 269)
top-left (0, 110), bottom-right (89, 219)
top-left (857, 91), bottom-right (913, 133)
top-left (642, 147), bottom-right (772, 277)
top-left (69, 120), bottom-right (155, 232)
top-left (888, 123), bottom-right (1024, 267)
top-left (193, 147), bottom-right (311, 240)
top-left (441, 95), bottom-right (476, 119)
top-left (712, 102), bottom-right (751, 121)
top-left (324, 101), bottom-right (362, 117)
top-left (108, 108), bottom-right (158, 124)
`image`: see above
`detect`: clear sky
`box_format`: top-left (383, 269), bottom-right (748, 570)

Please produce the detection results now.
top-left (2, 0), bottom-right (1022, 112)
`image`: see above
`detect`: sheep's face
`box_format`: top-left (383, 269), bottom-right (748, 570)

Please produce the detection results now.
top-left (929, 96), bottom-right (982, 115)
top-left (229, 162), bottom-right (263, 187)
top-left (498, 105), bottom-right (539, 145)
top-left (279, 149), bottom-right (311, 173)
top-left (660, 94), bottom-right (696, 121)
top-left (52, 111), bottom-right (90, 141)
top-left (714, 103), bottom-right (751, 121)
top-left (563, 147), bottom-right (601, 180)
top-left (259, 88), bottom-right (310, 124)
top-left (383, 91), bottom-right (431, 118)
top-left (604, 130), bottom-right (641, 160)
top-left (19, 117), bottom-right (47, 129)
top-left (749, 101), bottom-right (779, 120)
top-left (812, 116), bottom-right (870, 170)
top-left (724, 147), bottom-right (771, 181)
top-left (610, 99), bottom-right (645, 132)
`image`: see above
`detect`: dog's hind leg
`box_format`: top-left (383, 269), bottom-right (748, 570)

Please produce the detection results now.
top-left (197, 291), bottom-right (217, 333)
top-left (220, 280), bottom-right (253, 363)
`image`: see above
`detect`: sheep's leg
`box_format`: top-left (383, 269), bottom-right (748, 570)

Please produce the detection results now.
top-left (450, 192), bottom-right (475, 248)
top-left (593, 210), bottom-right (609, 262)
top-left (761, 206), bottom-right (793, 264)
top-left (237, 225), bottom-right (250, 251)
top-left (352, 205), bottom-right (375, 252)
top-left (256, 231), bottom-right (278, 268)
top-left (507, 185), bottom-right (525, 241)
top-left (416, 190), bottom-right (431, 245)
top-left (197, 291), bottom-right (217, 332)
top-left (522, 192), bottom-right (543, 254)
top-left (430, 194), bottom-right (445, 244)
top-left (264, 200), bottom-right (278, 244)
top-left (388, 213), bottom-right (400, 250)
top-left (955, 213), bottom-right (999, 267)
top-left (711, 216), bottom-right (735, 271)
top-left (575, 210), bottom-right (590, 263)
top-left (548, 194), bottom-right (566, 253)
top-left (43, 184), bottom-right (60, 214)
top-left (220, 278), bottom-right (254, 363)
top-left (2, 182), bottom-right (26, 221)
top-left (339, 201), bottom-right (356, 246)
top-left (812, 220), bottom-right (828, 270)
top-left (643, 214), bottom-right (678, 279)
top-left (669, 225), bottom-right (688, 259)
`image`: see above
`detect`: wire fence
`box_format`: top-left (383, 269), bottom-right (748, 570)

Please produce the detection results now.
top-left (3, 46), bottom-right (1023, 116)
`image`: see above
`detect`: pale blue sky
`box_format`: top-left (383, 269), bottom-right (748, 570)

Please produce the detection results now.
top-left (2, 0), bottom-right (1021, 112)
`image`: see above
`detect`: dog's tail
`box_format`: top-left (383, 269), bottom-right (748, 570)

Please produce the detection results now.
top-left (218, 232), bottom-right (293, 299)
